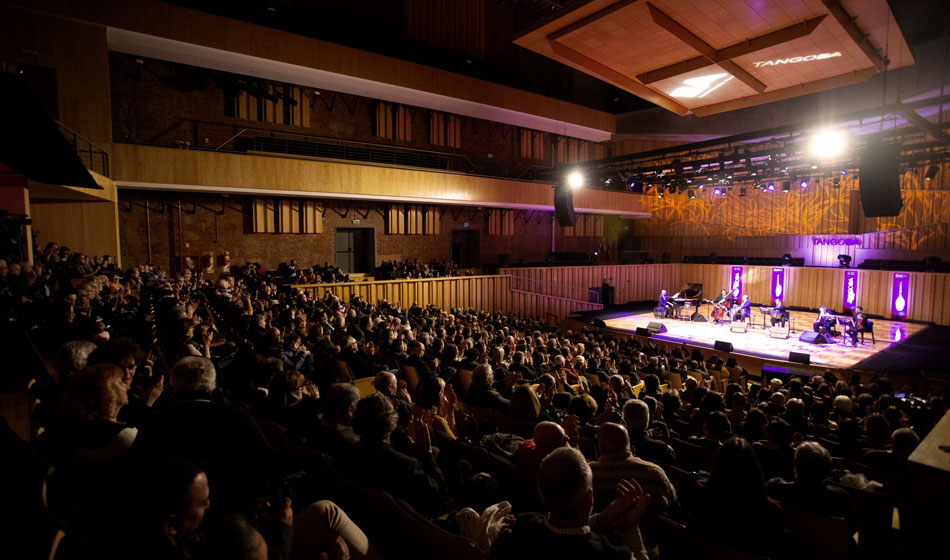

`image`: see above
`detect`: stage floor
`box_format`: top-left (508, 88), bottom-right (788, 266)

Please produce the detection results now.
top-left (602, 310), bottom-right (929, 370)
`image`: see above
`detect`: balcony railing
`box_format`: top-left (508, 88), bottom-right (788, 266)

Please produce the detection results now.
top-left (57, 121), bottom-right (110, 177)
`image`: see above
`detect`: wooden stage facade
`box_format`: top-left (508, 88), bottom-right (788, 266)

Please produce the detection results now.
top-left (602, 308), bottom-right (929, 371)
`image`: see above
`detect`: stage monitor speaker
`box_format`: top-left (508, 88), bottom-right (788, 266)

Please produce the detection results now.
top-left (789, 351), bottom-right (811, 365)
top-left (859, 143), bottom-right (903, 217)
top-left (554, 185), bottom-right (577, 226)
top-left (799, 331), bottom-right (828, 344)
top-left (647, 321), bottom-right (668, 334)
top-left (714, 340), bottom-right (734, 352)
top-left (769, 326), bottom-right (790, 339)
top-left (635, 327), bottom-right (651, 337)
top-left (690, 312), bottom-right (707, 322)
top-left (594, 319), bottom-right (607, 329)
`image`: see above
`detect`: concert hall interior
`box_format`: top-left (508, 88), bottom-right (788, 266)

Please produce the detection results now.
top-left (2, 1), bottom-right (950, 559)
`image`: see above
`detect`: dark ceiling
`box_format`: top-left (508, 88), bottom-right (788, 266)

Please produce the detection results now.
top-left (163, 0), bottom-right (947, 116)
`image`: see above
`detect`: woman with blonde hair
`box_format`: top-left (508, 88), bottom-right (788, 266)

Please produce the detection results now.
top-left (57, 363), bottom-right (136, 462)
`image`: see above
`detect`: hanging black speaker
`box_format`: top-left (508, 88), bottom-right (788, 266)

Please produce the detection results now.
top-left (859, 143), bottom-right (903, 217)
top-left (554, 184), bottom-right (577, 227)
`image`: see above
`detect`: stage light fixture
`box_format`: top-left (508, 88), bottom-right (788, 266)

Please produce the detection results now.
top-left (713, 187), bottom-right (723, 196)
top-left (739, 187), bottom-right (747, 197)
top-left (925, 165), bottom-right (938, 181)
top-left (698, 184), bottom-right (705, 190)
top-left (567, 171), bottom-right (584, 189)
top-left (799, 178), bottom-right (809, 189)
top-left (687, 189), bottom-right (696, 200)
top-left (766, 182), bottom-right (776, 192)
top-left (809, 129), bottom-right (847, 158)
top-left (838, 254), bottom-right (852, 268)
top-left (832, 176), bottom-right (841, 188)
top-left (782, 181), bottom-right (791, 193)
top-left (657, 189), bottom-right (664, 199)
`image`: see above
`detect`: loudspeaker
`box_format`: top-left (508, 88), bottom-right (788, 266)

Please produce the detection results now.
top-left (647, 321), bottom-right (667, 334)
top-left (690, 312), bottom-right (707, 322)
top-left (714, 340), bottom-right (734, 352)
top-left (769, 326), bottom-right (789, 339)
top-left (799, 331), bottom-right (828, 344)
top-left (554, 184), bottom-right (577, 226)
top-left (859, 143), bottom-right (903, 217)
top-left (594, 319), bottom-right (607, 329)
top-left (730, 322), bottom-right (747, 333)
top-left (635, 327), bottom-right (651, 337)
top-left (789, 351), bottom-right (811, 365)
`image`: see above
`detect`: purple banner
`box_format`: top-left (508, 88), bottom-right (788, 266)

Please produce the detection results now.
top-left (730, 266), bottom-right (744, 300)
top-left (770, 268), bottom-right (785, 305)
top-left (891, 273), bottom-right (909, 318)
top-left (842, 270), bottom-right (858, 312)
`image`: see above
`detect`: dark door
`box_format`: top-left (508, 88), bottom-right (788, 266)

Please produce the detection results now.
top-left (335, 228), bottom-right (375, 273)
top-left (451, 230), bottom-right (480, 268)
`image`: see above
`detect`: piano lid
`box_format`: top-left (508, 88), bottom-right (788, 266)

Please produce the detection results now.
top-left (677, 283), bottom-right (703, 300)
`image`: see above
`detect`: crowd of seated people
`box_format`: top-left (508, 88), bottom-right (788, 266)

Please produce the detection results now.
top-left (375, 258), bottom-right (458, 280)
top-left (1, 241), bottom-right (947, 560)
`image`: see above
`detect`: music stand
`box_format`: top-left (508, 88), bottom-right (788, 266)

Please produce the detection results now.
top-left (836, 317), bottom-right (852, 345)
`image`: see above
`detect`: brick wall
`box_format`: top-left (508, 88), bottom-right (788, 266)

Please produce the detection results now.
top-left (118, 191), bottom-right (610, 271)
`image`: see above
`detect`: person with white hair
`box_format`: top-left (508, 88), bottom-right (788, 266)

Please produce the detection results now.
top-left (493, 446), bottom-right (651, 560)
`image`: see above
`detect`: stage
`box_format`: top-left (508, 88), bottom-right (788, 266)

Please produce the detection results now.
top-left (600, 309), bottom-right (930, 370)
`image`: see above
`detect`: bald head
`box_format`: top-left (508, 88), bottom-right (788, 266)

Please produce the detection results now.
top-left (597, 422), bottom-right (631, 456)
top-left (534, 421), bottom-right (567, 453)
top-left (373, 371), bottom-right (397, 396)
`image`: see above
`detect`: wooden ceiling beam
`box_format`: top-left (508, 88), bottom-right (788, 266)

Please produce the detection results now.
top-left (899, 110), bottom-right (950, 146)
top-left (548, 40), bottom-right (691, 115)
top-left (546, 0), bottom-right (641, 41)
top-left (646, 2), bottom-right (766, 93)
top-left (819, 0), bottom-right (887, 72)
top-left (637, 15), bottom-right (827, 84)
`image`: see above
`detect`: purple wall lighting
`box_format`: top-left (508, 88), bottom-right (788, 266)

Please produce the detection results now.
top-left (891, 273), bottom-right (909, 318)
top-left (842, 270), bottom-right (858, 312)
top-left (770, 268), bottom-right (785, 305)
top-left (730, 266), bottom-right (743, 300)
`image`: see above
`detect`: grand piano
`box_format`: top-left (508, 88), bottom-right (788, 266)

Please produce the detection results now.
top-left (672, 283), bottom-right (703, 320)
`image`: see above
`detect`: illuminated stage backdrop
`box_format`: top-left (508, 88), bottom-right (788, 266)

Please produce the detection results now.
top-left (730, 266), bottom-right (743, 300)
top-left (770, 268), bottom-right (785, 305)
top-left (843, 270), bottom-right (858, 312)
top-left (891, 273), bottom-right (909, 318)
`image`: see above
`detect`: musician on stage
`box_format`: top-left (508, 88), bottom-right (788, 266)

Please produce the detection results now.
top-left (710, 288), bottom-right (731, 324)
top-left (770, 299), bottom-right (787, 327)
top-left (845, 306), bottom-right (865, 346)
top-left (659, 289), bottom-right (674, 318)
top-left (730, 294), bottom-right (751, 322)
top-left (813, 306), bottom-right (835, 332)
top-left (713, 289), bottom-right (729, 304)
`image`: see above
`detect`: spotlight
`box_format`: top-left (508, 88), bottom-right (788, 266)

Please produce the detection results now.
top-left (783, 253), bottom-right (793, 263)
top-left (713, 187), bottom-right (723, 196)
top-left (838, 254), bottom-right (852, 268)
top-left (782, 181), bottom-right (790, 193)
top-left (832, 176), bottom-right (841, 188)
top-left (568, 171), bottom-right (584, 189)
top-left (739, 187), bottom-right (747, 197)
top-left (698, 184), bottom-right (705, 190)
top-left (840, 169), bottom-right (848, 176)
top-left (687, 189), bottom-right (696, 200)
top-left (809, 129), bottom-right (847, 158)
top-left (657, 189), bottom-right (664, 199)
top-left (925, 165), bottom-right (938, 181)
top-left (799, 178), bottom-right (809, 189)
top-left (603, 176), bottom-right (612, 186)
top-left (766, 182), bottom-right (776, 192)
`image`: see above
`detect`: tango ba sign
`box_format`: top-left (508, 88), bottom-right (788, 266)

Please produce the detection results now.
top-left (842, 270), bottom-right (858, 312)
top-left (812, 237), bottom-right (862, 247)
top-left (753, 52), bottom-right (842, 68)
top-left (891, 273), bottom-right (909, 318)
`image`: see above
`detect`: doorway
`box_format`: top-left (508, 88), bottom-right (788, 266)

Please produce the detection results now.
top-left (335, 228), bottom-right (375, 273)
top-left (451, 229), bottom-right (480, 268)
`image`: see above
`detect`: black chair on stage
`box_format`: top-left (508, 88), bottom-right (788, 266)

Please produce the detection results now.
top-left (859, 318), bottom-right (875, 344)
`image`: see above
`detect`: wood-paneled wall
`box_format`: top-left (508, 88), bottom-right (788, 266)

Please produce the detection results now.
top-left (295, 276), bottom-right (603, 323)
top-left (110, 144), bottom-right (646, 216)
top-left (502, 264), bottom-right (950, 325)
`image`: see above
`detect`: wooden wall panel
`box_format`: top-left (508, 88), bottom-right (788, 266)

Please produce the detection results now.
top-left (511, 289), bottom-right (604, 324)
top-left (111, 144), bottom-right (647, 216)
top-left (502, 264), bottom-right (950, 325)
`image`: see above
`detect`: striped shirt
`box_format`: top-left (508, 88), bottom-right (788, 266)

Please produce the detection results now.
top-left (590, 452), bottom-right (676, 512)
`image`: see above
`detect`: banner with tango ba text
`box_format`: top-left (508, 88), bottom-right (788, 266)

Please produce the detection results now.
top-left (770, 268), bottom-right (785, 305)
top-left (842, 270), bottom-right (858, 312)
top-left (891, 273), bottom-right (909, 318)
top-left (730, 266), bottom-right (743, 300)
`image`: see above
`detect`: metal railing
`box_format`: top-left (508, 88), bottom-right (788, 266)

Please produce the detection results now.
top-left (57, 121), bottom-right (110, 177)
top-left (510, 275), bottom-right (601, 303)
